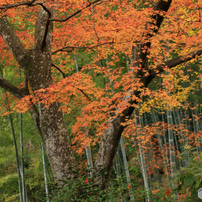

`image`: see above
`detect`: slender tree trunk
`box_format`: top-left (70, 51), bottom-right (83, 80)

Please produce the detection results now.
top-left (134, 111), bottom-right (150, 202)
top-left (0, 71), bottom-right (23, 201)
top-left (9, 113), bottom-right (23, 202)
top-left (41, 144), bottom-right (50, 202)
top-left (19, 68), bottom-right (28, 202)
top-left (120, 137), bottom-right (134, 201)
top-left (20, 114), bottom-right (27, 202)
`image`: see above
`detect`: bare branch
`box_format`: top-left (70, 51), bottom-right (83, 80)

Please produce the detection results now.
top-left (37, 2), bottom-right (52, 17)
top-left (0, 77), bottom-right (24, 99)
top-left (35, 3), bottom-right (52, 52)
top-left (0, 0), bottom-right (36, 10)
top-left (52, 41), bottom-right (113, 54)
top-left (51, 63), bottom-right (92, 101)
top-left (51, 63), bottom-right (66, 78)
top-left (76, 87), bottom-right (92, 102)
top-left (0, 77), bottom-right (42, 136)
top-left (145, 49), bottom-right (202, 86)
top-left (50, 0), bottom-right (102, 22)
top-left (161, 49), bottom-right (202, 71)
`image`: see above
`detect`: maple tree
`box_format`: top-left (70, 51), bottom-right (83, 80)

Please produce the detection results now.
top-left (0, 0), bottom-right (201, 193)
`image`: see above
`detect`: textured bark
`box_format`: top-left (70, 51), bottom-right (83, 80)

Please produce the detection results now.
top-left (0, 9), bottom-right (77, 182)
top-left (0, 16), bottom-right (26, 66)
top-left (22, 49), bottom-right (77, 180)
top-left (94, 105), bottom-right (135, 188)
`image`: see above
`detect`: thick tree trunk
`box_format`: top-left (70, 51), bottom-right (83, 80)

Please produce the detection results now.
top-left (0, 9), bottom-right (77, 182)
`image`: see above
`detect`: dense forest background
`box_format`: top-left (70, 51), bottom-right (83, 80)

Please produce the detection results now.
top-left (0, 0), bottom-right (202, 201)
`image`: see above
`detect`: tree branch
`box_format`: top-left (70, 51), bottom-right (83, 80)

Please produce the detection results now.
top-left (0, 0), bottom-right (36, 10)
top-left (0, 75), bottom-right (42, 136)
top-left (0, 16), bottom-right (26, 67)
top-left (34, 8), bottom-right (53, 52)
top-left (51, 63), bottom-right (92, 101)
top-left (36, 4), bottom-right (52, 52)
top-left (51, 63), bottom-right (66, 78)
top-left (94, 47), bottom-right (202, 188)
top-left (52, 41), bottom-right (113, 55)
top-left (145, 49), bottom-right (202, 86)
top-left (0, 77), bottom-right (24, 99)
top-left (153, 0), bottom-right (172, 34)
top-left (131, 0), bottom-right (172, 75)
top-left (0, 0), bottom-right (52, 52)
top-left (160, 49), bottom-right (202, 72)
top-left (0, 77), bottom-right (42, 136)
top-left (76, 88), bottom-right (92, 102)
top-left (50, 0), bottom-right (102, 22)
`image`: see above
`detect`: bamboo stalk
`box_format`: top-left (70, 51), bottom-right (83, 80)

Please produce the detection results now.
top-left (9, 113), bottom-right (23, 202)
top-left (0, 69), bottom-right (23, 202)
top-left (19, 113), bottom-right (27, 202)
top-left (151, 111), bottom-right (169, 182)
top-left (120, 137), bottom-right (134, 200)
top-left (19, 67), bottom-right (27, 202)
top-left (41, 144), bottom-right (50, 202)
top-left (192, 103), bottom-right (201, 153)
top-left (134, 111), bottom-right (150, 202)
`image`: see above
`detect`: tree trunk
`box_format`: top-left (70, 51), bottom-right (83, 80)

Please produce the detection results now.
top-left (0, 9), bottom-right (77, 182)
top-left (94, 0), bottom-right (173, 189)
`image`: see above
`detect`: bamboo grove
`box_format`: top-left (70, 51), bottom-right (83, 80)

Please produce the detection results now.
top-left (0, 0), bottom-right (201, 201)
